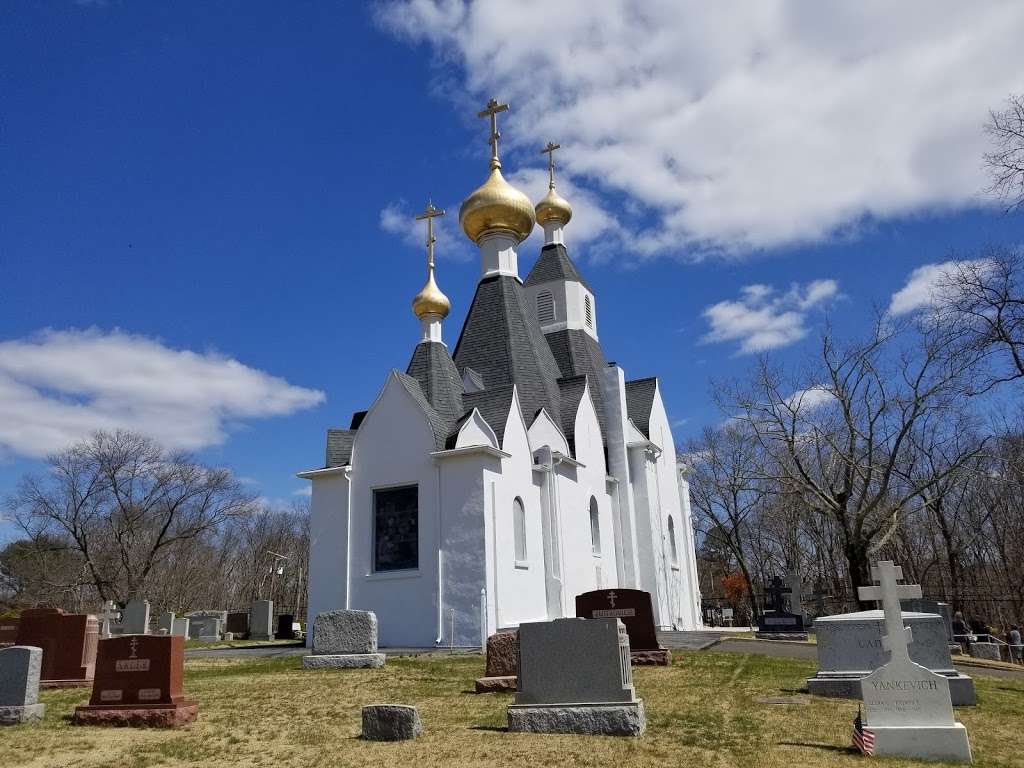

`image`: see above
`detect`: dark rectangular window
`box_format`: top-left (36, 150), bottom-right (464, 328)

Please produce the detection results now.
top-left (374, 485), bottom-right (418, 572)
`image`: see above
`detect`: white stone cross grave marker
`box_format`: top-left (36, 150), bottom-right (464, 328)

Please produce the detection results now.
top-left (98, 601), bottom-right (121, 639)
top-left (857, 561), bottom-right (922, 662)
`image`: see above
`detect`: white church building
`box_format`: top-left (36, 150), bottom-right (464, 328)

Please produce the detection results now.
top-left (300, 100), bottom-right (701, 647)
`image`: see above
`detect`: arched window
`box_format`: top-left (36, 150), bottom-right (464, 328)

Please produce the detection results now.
top-left (584, 294), bottom-right (593, 328)
top-left (513, 497), bottom-right (527, 562)
top-left (668, 515), bottom-right (678, 565)
top-left (589, 497), bottom-right (601, 555)
top-left (537, 291), bottom-right (555, 323)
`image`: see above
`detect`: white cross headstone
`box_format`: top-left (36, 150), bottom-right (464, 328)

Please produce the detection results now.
top-left (857, 561), bottom-right (922, 662)
top-left (98, 601), bottom-right (121, 639)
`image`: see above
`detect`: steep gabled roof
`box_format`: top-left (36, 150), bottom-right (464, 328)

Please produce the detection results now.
top-left (545, 328), bottom-right (609, 441)
top-left (557, 375), bottom-right (588, 457)
top-left (459, 384), bottom-right (517, 447)
top-left (406, 340), bottom-right (464, 425)
top-left (326, 428), bottom-right (356, 468)
top-left (625, 377), bottom-right (658, 439)
top-left (453, 275), bottom-right (563, 428)
top-left (524, 243), bottom-right (593, 292)
top-left (394, 371), bottom-right (450, 450)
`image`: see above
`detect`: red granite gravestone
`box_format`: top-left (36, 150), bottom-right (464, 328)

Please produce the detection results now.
top-left (0, 618), bottom-right (18, 647)
top-left (575, 588), bottom-right (671, 665)
top-left (16, 607), bottom-right (99, 686)
top-left (475, 631), bottom-right (518, 693)
top-left (74, 634), bottom-right (198, 727)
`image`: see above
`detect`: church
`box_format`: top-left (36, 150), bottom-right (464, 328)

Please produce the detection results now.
top-left (299, 99), bottom-right (702, 647)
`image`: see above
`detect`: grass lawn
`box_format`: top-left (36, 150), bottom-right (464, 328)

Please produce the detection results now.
top-left (3, 651), bottom-right (1022, 768)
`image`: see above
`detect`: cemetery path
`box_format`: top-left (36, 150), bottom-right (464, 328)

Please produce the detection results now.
top-left (708, 638), bottom-right (1024, 680)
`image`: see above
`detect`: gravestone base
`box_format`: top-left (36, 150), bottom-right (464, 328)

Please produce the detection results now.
top-left (969, 643), bottom-right (1001, 662)
top-left (302, 653), bottom-right (385, 669)
top-left (507, 701), bottom-right (646, 736)
top-left (0, 703), bottom-right (45, 725)
top-left (754, 631), bottom-right (809, 641)
top-left (630, 649), bottom-right (671, 666)
top-left (870, 723), bottom-right (972, 764)
top-left (73, 701), bottom-right (198, 727)
top-left (474, 675), bottom-right (516, 693)
top-left (807, 671), bottom-right (976, 706)
top-left (40, 678), bottom-right (93, 689)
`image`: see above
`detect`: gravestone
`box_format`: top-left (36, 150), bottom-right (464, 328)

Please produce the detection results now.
top-left (508, 617), bottom-right (645, 736)
top-left (249, 600), bottom-right (274, 641)
top-left (756, 576), bottom-right (807, 640)
top-left (902, 598), bottom-right (954, 643)
top-left (16, 608), bottom-right (98, 687)
top-left (0, 646), bottom-right (46, 724)
top-left (808, 610), bottom-right (976, 705)
top-left (0, 618), bottom-right (18, 647)
top-left (171, 617), bottom-right (190, 638)
top-left (303, 610), bottom-right (384, 669)
top-left (787, 570), bottom-right (805, 617)
top-left (121, 599), bottom-right (150, 635)
top-left (576, 588), bottom-right (670, 665)
top-left (474, 631), bottom-right (518, 692)
top-left (361, 704), bottom-right (422, 741)
top-left (98, 601), bottom-right (121, 639)
top-left (276, 614), bottom-right (296, 640)
top-left (226, 611), bottom-right (249, 638)
top-left (969, 642), bottom-right (1001, 662)
top-left (73, 635), bottom-right (198, 727)
top-left (186, 614), bottom-right (222, 642)
top-left (856, 561), bottom-right (972, 763)
top-left (157, 612), bottom-right (175, 635)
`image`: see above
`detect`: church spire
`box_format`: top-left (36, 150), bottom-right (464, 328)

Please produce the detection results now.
top-left (535, 141), bottom-right (573, 246)
top-left (412, 200), bottom-right (450, 345)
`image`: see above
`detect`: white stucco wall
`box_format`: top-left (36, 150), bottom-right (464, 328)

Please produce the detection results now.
top-left (523, 279), bottom-right (598, 340)
top-left (304, 468), bottom-right (349, 647)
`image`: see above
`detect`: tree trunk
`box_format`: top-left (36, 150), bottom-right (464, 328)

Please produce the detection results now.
top-left (846, 542), bottom-right (872, 609)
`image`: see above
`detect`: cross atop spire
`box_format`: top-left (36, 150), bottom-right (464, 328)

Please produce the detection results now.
top-left (477, 98), bottom-right (509, 170)
top-left (415, 200), bottom-right (445, 270)
top-left (858, 560), bottom-right (923, 662)
top-left (541, 142), bottom-right (561, 189)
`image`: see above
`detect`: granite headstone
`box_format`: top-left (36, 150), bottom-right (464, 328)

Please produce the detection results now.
top-left (576, 588), bottom-right (670, 665)
top-left (303, 610), bottom-right (384, 669)
top-left (15, 608), bottom-right (98, 687)
top-left (0, 646), bottom-right (46, 724)
top-left (249, 600), bottom-right (274, 641)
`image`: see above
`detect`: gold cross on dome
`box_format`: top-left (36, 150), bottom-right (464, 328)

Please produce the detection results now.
top-left (415, 200), bottom-right (446, 269)
top-left (477, 98), bottom-right (509, 169)
top-left (541, 142), bottom-right (561, 188)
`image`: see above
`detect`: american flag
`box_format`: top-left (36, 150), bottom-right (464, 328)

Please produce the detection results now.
top-left (852, 707), bottom-right (876, 756)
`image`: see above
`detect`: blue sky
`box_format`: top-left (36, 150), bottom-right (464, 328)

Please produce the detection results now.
top-left (1, 2), bottom-right (1021, 544)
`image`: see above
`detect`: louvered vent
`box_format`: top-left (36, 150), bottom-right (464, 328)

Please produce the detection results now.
top-left (585, 295), bottom-right (593, 327)
top-left (537, 291), bottom-right (555, 323)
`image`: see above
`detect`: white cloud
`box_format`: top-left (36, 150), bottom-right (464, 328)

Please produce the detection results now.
top-left (293, 486), bottom-right (313, 497)
top-left (0, 329), bottom-right (325, 459)
top-left (785, 386), bottom-right (834, 414)
top-left (702, 279), bottom-right (838, 354)
top-left (379, 201), bottom-right (475, 263)
top-left (378, 1), bottom-right (1021, 256)
top-left (887, 259), bottom-right (993, 316)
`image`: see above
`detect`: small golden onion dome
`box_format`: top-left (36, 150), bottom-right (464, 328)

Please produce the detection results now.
top-left (535, 185), bottom-right (573, 228)
top-left (412, 266), bottom-right (451, 319)
top-left (459, 166), bottom-right (536, 244)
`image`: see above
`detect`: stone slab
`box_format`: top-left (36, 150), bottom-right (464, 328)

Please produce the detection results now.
top-left (808, 673), bottom-right (976, 706)
top-left (484, 631), bottom-right (517, 677)
top-left (120, 599), bottom-right (150, 635)
top-left (302, 653), bottom-right (385, 669)
top-left (814, 610), bottom-right (956, 675)
top-left (630, 649), bottom-right (671, 666)
top-left (576, 589), bottom-right (660, 651)
top-left (0, 646), bottom-right (41, 707)
top-left (871, 723), bottom-right (972, 763)
top-left (969, 642), bottom-right (1001, 661)
top-left (757, 610), bottom-right (805, 634)
top-left (755, 632), bottom-right (809, 641)
top-left (311, 610), bottom-right (377, 655)
top-left (73, 702), bottom-right (198, 727)
top-left (0, 703), bottom-right (45, 725)
top-left (507, 701), bottom-right (646, 736)
top-left (249, 600), bottom-right (274, 641)
top-left (16, 608), bottom-right (98, 685)
top-left (474, 675), bottom-right (516, 693)
top-left (862, 658), bottom-right (955, 728)
top-left (361, 704), bottom-right (421, 741)
top-left (0, 619), bottom-right (19, 647)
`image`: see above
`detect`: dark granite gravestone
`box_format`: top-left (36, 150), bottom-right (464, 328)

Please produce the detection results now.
top-left (73, 635), bottom-right (198, 726)
top-left (756, 576), bottom-right (807, 640)
top-left (276, 614), bottom-right (296, 640)
top-left (226, 611), bottom-right (249, 638)
top-left (16, 608), bottom-right (98, 687)
top-left (0, 619), bottom-right (18, 647)
top-left (576, 588), bottom-right (670, 665)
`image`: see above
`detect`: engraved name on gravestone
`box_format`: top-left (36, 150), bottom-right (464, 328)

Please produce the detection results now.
top-left (576, 589), bottom-right (670, 664)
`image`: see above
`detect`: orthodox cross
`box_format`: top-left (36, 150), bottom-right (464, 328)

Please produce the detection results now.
top-left (787, 570), bottom-right (805, 614)
top-left (766, 576), bottom-right (791, 613)
top-left (857, 560), bottom-right (922, 663)
top-left (541, 141), bottom-right (561, 189)
top-left (477, 98), bottom-right (509, 169)
top-left (98, 600), bottom-right (120, 639)
top-left (415, 200), bottom-right (445, 270)
top-left (129, 637), bottom-right (139, 659)
top-left (606, 590), bottom-right (618, 608)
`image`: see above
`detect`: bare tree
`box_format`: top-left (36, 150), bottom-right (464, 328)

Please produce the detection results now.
top-left (984, 94), bottom-right (1024, 211)
top-left (7, 430), bottom-right (253, 602)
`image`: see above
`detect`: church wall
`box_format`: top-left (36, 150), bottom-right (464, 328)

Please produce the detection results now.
top-left (629, 446), bottom-right (660, 607)
top-left (305, 469), bottom-right (349, 647)
top-left (600, 365), bottom-right (640, 588)
top-left (347, 374), bottom-right (442, 648)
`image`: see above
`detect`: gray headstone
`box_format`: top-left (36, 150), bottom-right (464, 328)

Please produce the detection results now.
top-left (157, 612), bottom-right (175, 634)
top-left (0, 646), bottom-right (46, 725)
top-left (171, 617), bottom-right (190, 638)
top-left (249, 600), bottom-right (274, 641)
top-left (361, 704), bottom-right (422, 741)
top-left (121, 599), bottom-right (150, 635)
top-left (311, 610), bottom-right (378, 655)
top-left (186, 615), bottom-right (222, 641)
top-left (901, 599), bottom-right (953, 642)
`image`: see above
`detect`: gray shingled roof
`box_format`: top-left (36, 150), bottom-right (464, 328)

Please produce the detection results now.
top-left (460, 384), bottom-right (517, 447)
top-left (557, 375), bottom-right (588, 457)
top-left (624, 377), bottom-right (658, 439)
top-left (326, 428), bottom-right (356, 468)
top-left (406, 341), bottom-right (464, 426)
top-left (524, 243), bottom-right (593, 292)
top-left (453, 275), bottom-right (564, 429)
top-left (545, 328), bottom-right (609, 441)
top-left (394, 371), bottom-right (450, 450)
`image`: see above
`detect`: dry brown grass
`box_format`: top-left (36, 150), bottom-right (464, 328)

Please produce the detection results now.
top-left (2, 650), bottom-right (1022, 768)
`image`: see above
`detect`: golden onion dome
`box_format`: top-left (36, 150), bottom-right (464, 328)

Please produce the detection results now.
top-left (535, 185), bottom-right (573, 228)
top-left (412, 266), bottom-right (450, 319)
top-left (459, 166), bottom-right (536, 244)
